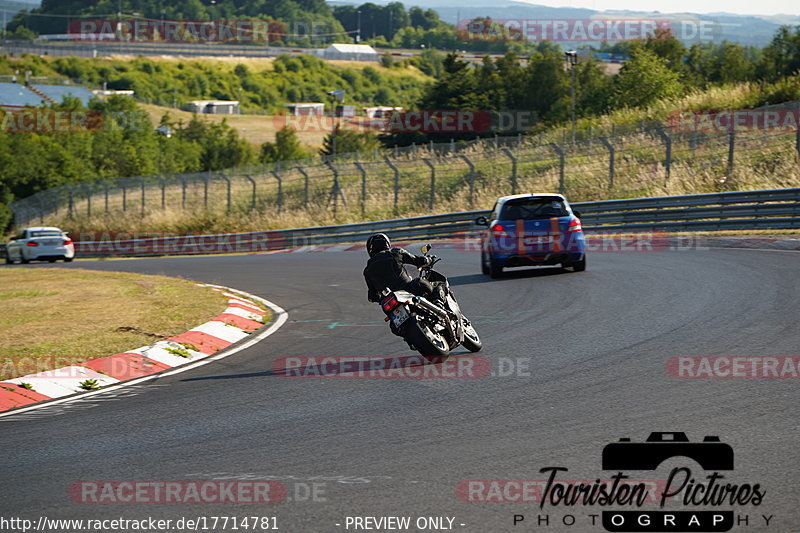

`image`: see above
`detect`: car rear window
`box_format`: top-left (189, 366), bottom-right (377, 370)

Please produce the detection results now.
top-left (499, 199), bottom-right (569, 220)
top-left (29, 231), bottom-right (62, 238)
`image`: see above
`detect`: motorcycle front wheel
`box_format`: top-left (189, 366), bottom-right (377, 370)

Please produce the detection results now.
top-left (405, 316), bottom-right (450, 359)
top-left (461, 316), bottom-right (482, 352)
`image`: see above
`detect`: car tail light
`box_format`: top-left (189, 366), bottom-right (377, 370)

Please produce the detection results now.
top-left (381, 295), bottom-right (400, 313)
top-left (63, 239), bottom-right (73, 245)
top-left (491, 223), bottom-right (510, 239)
top-left (567, 217), bottom-right (582, 233)
top-left (26, 242), bottom-right (39, 247)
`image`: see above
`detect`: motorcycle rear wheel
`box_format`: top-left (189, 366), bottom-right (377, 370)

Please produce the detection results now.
top-left (405, 316), bottom-right (450, 359)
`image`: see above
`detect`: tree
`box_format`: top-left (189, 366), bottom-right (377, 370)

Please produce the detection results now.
top-left (757, 25), bottom-right (800, 81)
top-left (575, 58), bottom-right (614, 116)
top-left (713, 42), bottom-right (757, 84)
top-left (178, 116), bottom-right (255, 171)
top-left (0, 183), bottom-right (12, 232)
top-left (320, 124), bottom-right (379, 157)
top-left (519, 50), bottom-right (570, 123)
top-left (409, 7), bottom-right (442, 30)
top-left (411, 49), bottom-right (445, 78)
top-left (643, 27), bottom-right (687, 73)
top-left (260, 126), bottom-right (308, 163)
top-left (612, 48), bottom-right (684, 109)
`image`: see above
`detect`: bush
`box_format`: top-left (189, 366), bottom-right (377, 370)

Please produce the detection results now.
top-left (260, 126), bottom-right (308, 163)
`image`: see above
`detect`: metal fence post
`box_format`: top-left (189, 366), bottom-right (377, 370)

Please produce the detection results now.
top-left (68, 189), bottom-right (74, 219)
top-left (354, 161), bottom-right (367, 217)
top-left (727, 131), bottom-right (736, 177)
top-left (422, 158), bottom-right (436, 210)
top-left (83, 183), bottom-right (92, 218)
top-left (103, 182), bottom-right (109, 214)
top-left (122, 182), bottom-right (127, 212)
top-left (158, 176), bottom-right (166, 209)
top-left (501, 148), bottom-right (517, 195)
top-left (460, 155), bottom-right (476, 208)
top-left (599, 137), bottom-right (615, 189)
top-left (795, 101), bottom-right (800, 159)
top-left (244, 174), bottom-right (256, 211)
top-left (140, 177), bottom-right (146, 217)
top-left (180, 176), bottom-right (187, 210)
top-left (296, 166), bottom-right (309, 208)
top-left (204, 172), bottom-right (210, 210)
top-left (325, 162), bottom-right (345, 217)
top-left (796, 120), bottom-right (800, 159)
top-left (550, 143), bottom-right (565, 194)
top-left (221, 174), bottom-right (231, 214)
top-left (37, 197), bottom-right (46, 224)
top-left (655, 128), bottom-right (672, 180)
top-left (271, 170), bottom-right (283, 212)
top-left (385, 158), bottom-right (400, 216)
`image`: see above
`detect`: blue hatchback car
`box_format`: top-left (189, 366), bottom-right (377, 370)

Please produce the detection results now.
top-left (476, 193), bottom-right (586, 278)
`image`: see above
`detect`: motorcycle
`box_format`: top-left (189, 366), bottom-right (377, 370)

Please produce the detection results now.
top-left (377, 244), bottom-right (482, 360)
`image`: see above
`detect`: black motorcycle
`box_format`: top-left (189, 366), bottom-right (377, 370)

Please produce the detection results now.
top-left (377, 244), bottom-right (482, 359)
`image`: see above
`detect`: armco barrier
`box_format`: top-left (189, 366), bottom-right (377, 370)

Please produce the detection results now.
top-left (72, 188), bottom-right (800, 257)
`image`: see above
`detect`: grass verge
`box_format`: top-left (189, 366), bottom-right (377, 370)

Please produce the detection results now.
top-left (0, 268), bottom-right (252, 381)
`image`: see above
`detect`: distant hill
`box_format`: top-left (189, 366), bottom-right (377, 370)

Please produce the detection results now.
top-left (329, 0), bottom-right (800, 47)
top-left (1, 0), bottom-right (38, 15)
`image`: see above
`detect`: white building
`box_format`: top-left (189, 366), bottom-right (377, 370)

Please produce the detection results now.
top-left (188, 100), bottom-right (240, 114)
top-left (319, 44), bottom-right (379, 62)
top-left (364, 106), bottom-right (402, 119)
top-left (286, 103), bottom-right (325, 116)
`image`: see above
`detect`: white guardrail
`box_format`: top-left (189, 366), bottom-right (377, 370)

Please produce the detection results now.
top-left (69, 188), bottom-right (800, 257)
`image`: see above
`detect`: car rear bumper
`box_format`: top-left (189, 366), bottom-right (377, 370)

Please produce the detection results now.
top-left (494, 251), bottom-right (584, 268)
top-left (27, 247), bottom-right (74, 260)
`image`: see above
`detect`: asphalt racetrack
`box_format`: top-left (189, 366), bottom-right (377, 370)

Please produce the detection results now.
top-left (1, 245), bottom-right (798, 532)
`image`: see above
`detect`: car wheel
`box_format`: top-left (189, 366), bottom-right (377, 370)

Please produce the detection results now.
top-left (571, 255), bottom-right (586, 272)
top-left (489, 258), bottom-right (503, 279)
top-left (20, 254), bottom-right (29, 264)
top-left (48, 258), bottom-right (56, 263)
top-left (64, 257), bottom-right (73, 263)
top-left (481, 252), bottom-right (490, 275)
top-left (5, 256), bottom-right (12, 265)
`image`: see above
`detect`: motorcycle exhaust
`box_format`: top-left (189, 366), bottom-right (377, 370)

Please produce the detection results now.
top-left (412, 296), bottom-right (448, 319)
top-left (413, 296), bottom-right (461, 342)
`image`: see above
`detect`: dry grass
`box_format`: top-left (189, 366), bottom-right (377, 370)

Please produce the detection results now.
top-left (0, 268), bottom-right (235, 380)
top-left (53, 129), bottom-right (800, 236)
top-left (140, 103), bottom-right (333, 148)
top-left (106, 54), bottom-right (419, 76)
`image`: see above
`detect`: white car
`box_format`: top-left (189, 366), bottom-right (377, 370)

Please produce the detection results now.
top-left (5, 227), bottom-right (75, 264)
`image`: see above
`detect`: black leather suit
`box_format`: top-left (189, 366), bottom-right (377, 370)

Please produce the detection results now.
top-left (364, 247), bottom-right (435, 303)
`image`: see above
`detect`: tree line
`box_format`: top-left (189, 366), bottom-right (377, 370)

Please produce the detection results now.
top-left (380, 26), bottom-right (800, 145)
top-left (0, 96), bottom-right (257, 231)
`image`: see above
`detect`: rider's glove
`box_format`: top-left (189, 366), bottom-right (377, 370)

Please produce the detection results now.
top-left (426, 255), bottom-right (438, 265)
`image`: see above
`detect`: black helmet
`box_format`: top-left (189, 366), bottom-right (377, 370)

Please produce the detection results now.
top-left (366, 233), bottom-right (391, 256)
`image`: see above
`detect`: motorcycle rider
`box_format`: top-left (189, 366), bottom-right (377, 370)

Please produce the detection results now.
top-left (363, 233), bottom-right (444, 304)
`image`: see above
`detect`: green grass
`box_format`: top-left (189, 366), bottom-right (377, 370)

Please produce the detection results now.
top-left (0, 269), bottom-right (231, 381)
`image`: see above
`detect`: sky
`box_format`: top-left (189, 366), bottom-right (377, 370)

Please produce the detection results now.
top-left (517, 0), bottom-right (799, 15)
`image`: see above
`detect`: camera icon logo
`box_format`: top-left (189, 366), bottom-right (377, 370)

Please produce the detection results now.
top-left (602, 432), bottom-right (734, 471)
